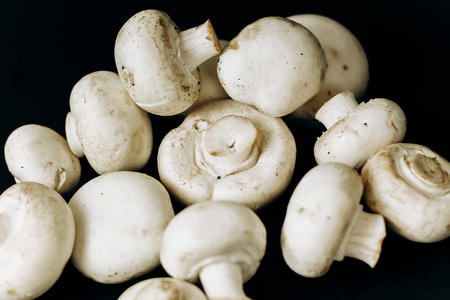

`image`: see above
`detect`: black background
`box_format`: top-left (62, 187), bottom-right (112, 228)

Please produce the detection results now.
top-left (1, 0), bottom-right (450, 299)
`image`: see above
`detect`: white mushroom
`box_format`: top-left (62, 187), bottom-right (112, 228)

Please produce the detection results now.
top-left (281, 163), bottom-right (386, 278)
top-left (157, 99), bottom-right (296, 210)
top-left (68, 171), bottom-right (174, 284)
top-left (287, 14), bottom-right (369, 120)
top-left (217, 16), bottom-right (327, 117)
top-left (4, 124), bottom-right (81, 194)
top-left (361, 143), bottom-right (450, 243)
top-left (114, 9), bottom-right (222, 116)
top-left (118, 277), bottom-right (207, 300)
top-left (66, 70), bottom-right (152, 175)
top-left (160, 201), bottom-right (266, 300)
top-left (314, 91), bottom-right (406, 169)
top-left (0, 182), bottom-right (75, 300)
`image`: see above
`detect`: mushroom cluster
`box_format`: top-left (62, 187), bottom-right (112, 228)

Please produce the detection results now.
top-left (1, 7), bottom-right (450, 300)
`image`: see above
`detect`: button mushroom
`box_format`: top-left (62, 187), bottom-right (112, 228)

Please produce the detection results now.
top-left (0, 182), bottom-right (75, 300)
top-left (281, 163), bottom-right (386, 278)
top-left (160, 201), bottom-right (266, 300)
top-left (68, 171), bottom-right (174, 284)
top-left (314, 91), bottom-right (407, 169)
top-left (118, 277), bottom-right (207, 300)
top-left (114, 9), bottom-right (222, 116)
top-left (361, 143), bottom-right (450, 243)
top-left (157, 99), bottom-right (296, 210)
top-left (217, 16), bottom-right (327, 117)
top-left (66, 70), bottom-right (153, 175)
top-left (287, 14), bottom-right (369, 120)
top-left (4, 124), bottom-right (81, 194)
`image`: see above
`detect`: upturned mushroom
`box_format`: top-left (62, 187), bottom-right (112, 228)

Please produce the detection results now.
top-left (66, 70), bottom-right (152, 175)
top-left (118, 277), bottom-right (207, 300)
top-left (4, 124), bottom-right (81, 194)
top-left (287, 14), bottom-right (369, 120)
top-left (361, 143), bottom-right (450, 243)
top-left (160, 201), bottom-right (266, 300)
top-left (314, 91), bottom-right (406, 169)
top-left (0, 182), bottom-right (75, 300)
top-left (281, 163), bottom-right (386, 278)
top-left (68, 171), bottom-right (174, 284)
top-left (217, 16), bottom-right (327, 117)
top-left (157, 99), bottom-right (296, 210)
top-left (114, 9), bottom-right (222, 116)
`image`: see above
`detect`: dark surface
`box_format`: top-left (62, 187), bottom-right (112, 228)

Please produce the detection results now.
top-left (1, 1), bottom-right (450, 299)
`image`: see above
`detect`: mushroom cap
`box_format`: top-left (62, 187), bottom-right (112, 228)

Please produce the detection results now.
top-left (114, 9), bottom-right (200, 116)
top-left (160, 201), bottom-right (266, 283)
top-left (0, 182), bottom-right (75, 299)
top-left (281, 163), bottom-right (363, 278)
top-left (314, 97), bottom-right (406, 169)
top-left (118, 277), bottom-right (207, 300)
top-left (68, 70), bottom-right (152, 175)
top-left (217, 16), bottom-right (327, 117)
top-left (68, 171), bottom-right (174, 284)
top-left (4, 124), bottom-right (81, 194)
top-left (361, 143), bottom-right (450, 243)
top-left (288, 14), bottom-right (369, 120)
top-left (157, 99), bottom-right (296, 210)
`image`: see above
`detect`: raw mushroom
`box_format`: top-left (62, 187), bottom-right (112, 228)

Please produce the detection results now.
top-left (118, 277), bottom-right (207, 300)
top-left (287, 14), bottom-right (369, 120)
top-left (314, 91), bottom-right (406, 169)
top-left (66, 70), bottom-right (152, 175)
top-left (0, 182), bottom-right (75, 300)
top-left (160, 201), bottom-right (266, 300)
top-left (157, 99), bottom-right (296, 210)
top-left (68, 171), bottom-right (174, 284)
top-left (281, 163), bottom-right (386, 278)
top-left (217, 16), bottom-right (327, 117)
top-left (114, 9), bottom-right (222, 116)
top-left (361, 143), bottom-right (450, 243)
top-left (4, 124), bottom-right (81, 194)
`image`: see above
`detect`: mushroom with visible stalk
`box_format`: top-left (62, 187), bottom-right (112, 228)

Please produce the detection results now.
top-left (281, 163), bottom-right (386, 278)
top-left (68, 171), bottom-right (174, 284)
top-left (287, 14), bottom-right (369, 121)
top-left (362, 143), bottom-right (450, 243)
top-left (314, 91), bottom-right (406, 169)
top-left (114, 9), bottom-right (222, 116)
top-left (157, 99), bottom-right (296, 210)
top-left (4, 124), bottom-right (81, 194)
top-left (217, 16), bottom-right (327, 117)
top-left (66, 70), bottom-right (153, 175)
top-left (160, 201), bottom-right (266, 300)
top-left (118, 277), bottom-right (207, 300)
top-left (0, 182), bottom-right (75, 300)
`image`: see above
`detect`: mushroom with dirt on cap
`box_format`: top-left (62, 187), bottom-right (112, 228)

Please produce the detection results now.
top-left (160, 201), bottom-right (266, 300)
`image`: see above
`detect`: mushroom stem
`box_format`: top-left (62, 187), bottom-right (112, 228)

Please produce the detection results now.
top-left (199, 261), bottom-right (251, 300)
top-left (335, 205), bottom-right (386, 267)
top-left (65, 112), bottom-right (84, 158)
top-left (179, 19), bottom-right (222, 73)
top-left (315, 91), bottom-right (358, 129)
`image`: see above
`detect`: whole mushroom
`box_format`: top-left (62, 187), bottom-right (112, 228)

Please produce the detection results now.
top-left (287, 14), bottom-right (369, 120)
top-left (68, 171), bottom-right (174, 284)
top-left (281, 163), bottom-right (386, 278)
top-left (118, 277), bottom-right (207, 300)
top-left (361, 143), bottom-right (450, 243)
top-left (314, 91), bottom-right (407, 169)
top-left (66, 70), bottom-right (153, 175)
top-left (0, 182), bottom-right (75, 300)
top-left (157, 99), bottom-right (296, 210)
top-left (4, 124), bottom-right (81, 194)
top-left (114, 9), bottom-right (222, 116)
top-left (160, 201), bottom-right (266, 300)
top-left (217, 16), bottom-right (327, 117)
